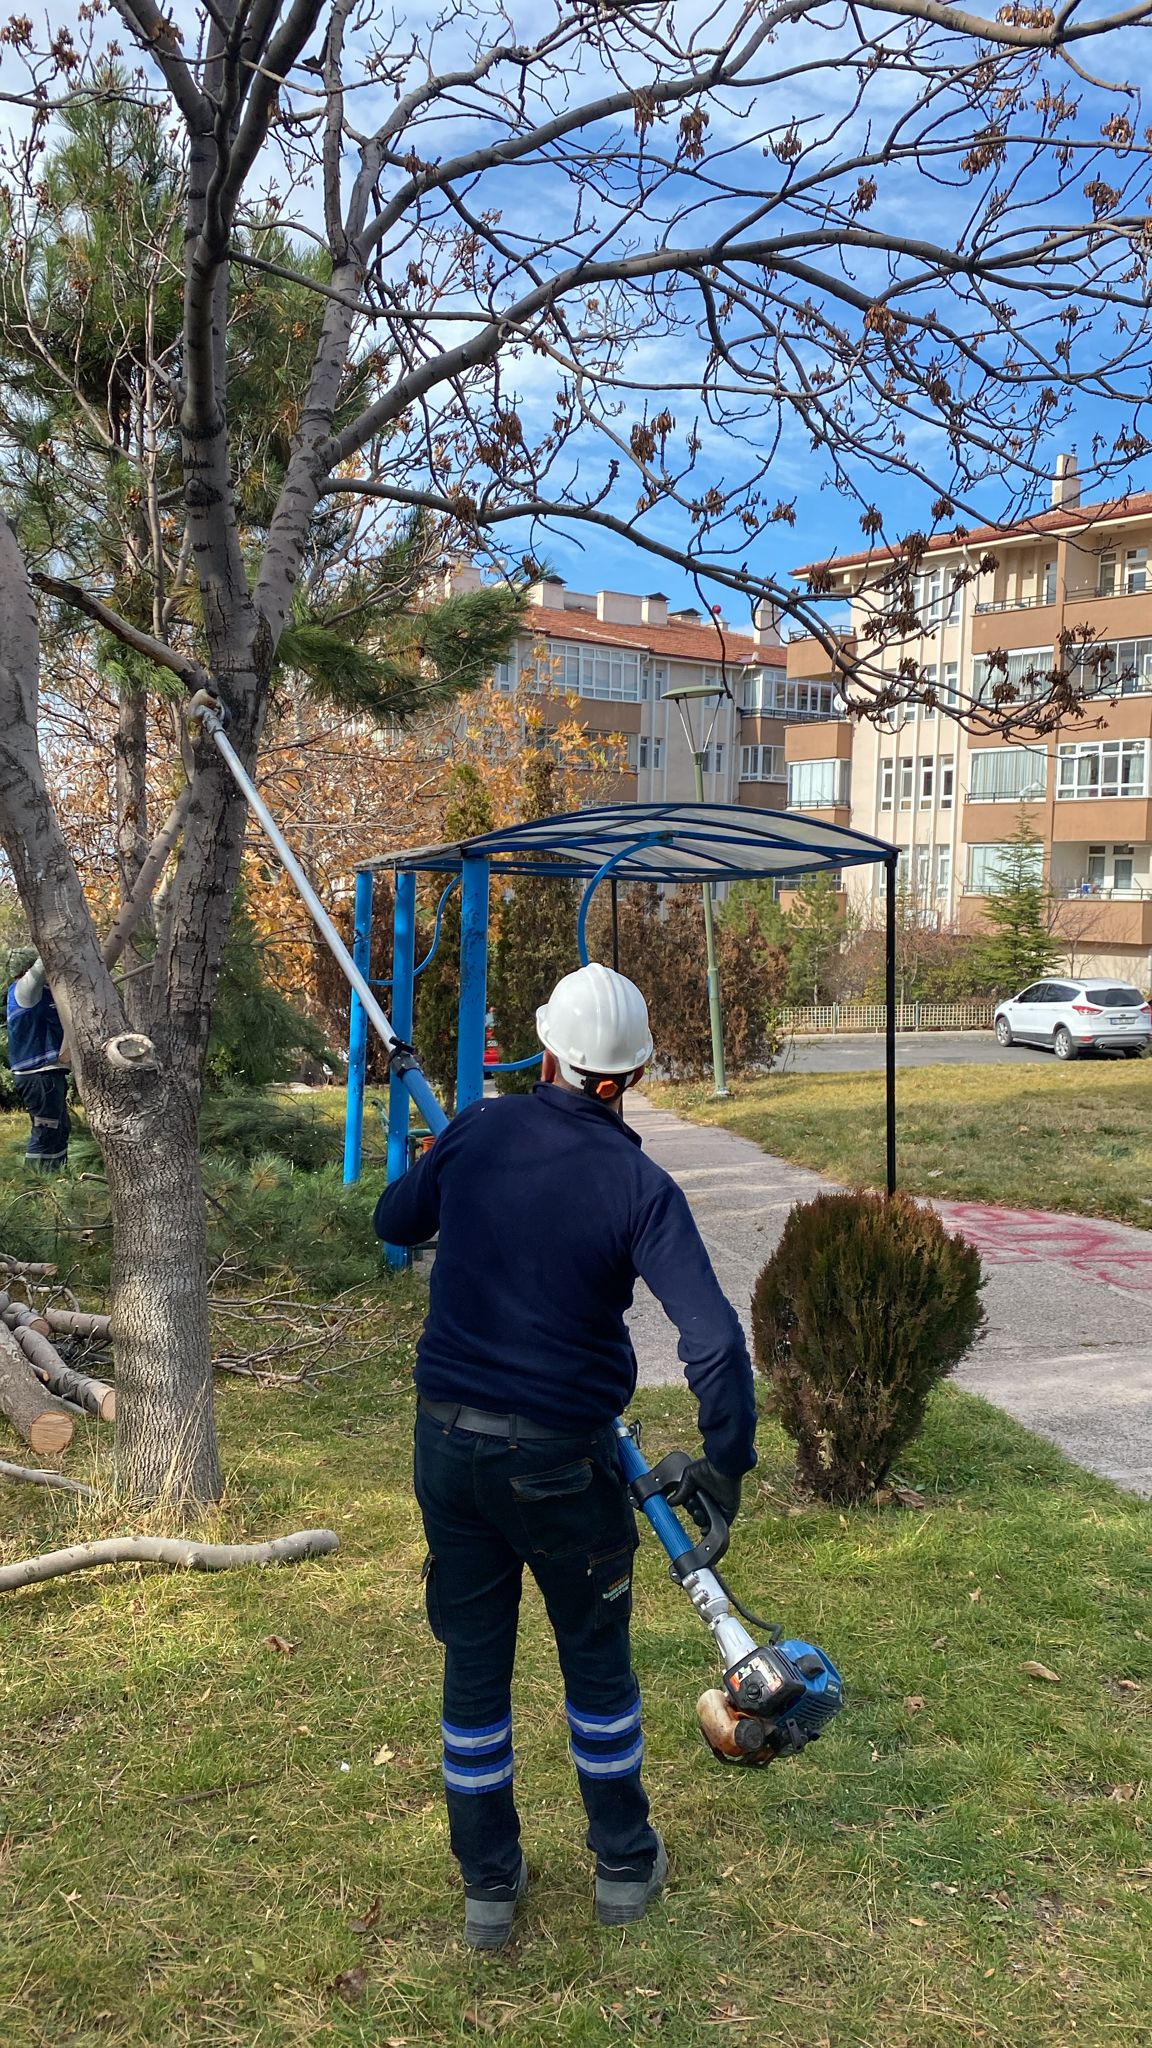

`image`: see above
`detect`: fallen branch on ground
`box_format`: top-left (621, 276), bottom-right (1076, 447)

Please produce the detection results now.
top-left (0, 1459), bottom-right (96, 1498)
top-left (0, 1528), bottom-right (340, 1593)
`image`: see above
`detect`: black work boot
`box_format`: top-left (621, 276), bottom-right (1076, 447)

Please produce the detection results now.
top-left (595, 1834), bottom-right (668, 1926)
top-left (463, 1855), bottom-right (528, 1950)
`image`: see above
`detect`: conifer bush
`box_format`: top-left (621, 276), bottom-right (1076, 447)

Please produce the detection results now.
top-left (752, 1191), bottom-right (984, 1504)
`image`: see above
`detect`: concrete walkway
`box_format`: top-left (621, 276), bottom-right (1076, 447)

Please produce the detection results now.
top-left (623, 1093), bottom-right (1152, 1497)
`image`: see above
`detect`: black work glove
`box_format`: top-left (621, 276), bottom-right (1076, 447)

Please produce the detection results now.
top-left (668, 1457), bottom-right (742, 1527)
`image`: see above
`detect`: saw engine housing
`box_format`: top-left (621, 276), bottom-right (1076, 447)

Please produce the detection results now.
top-left (697, 1637), bottom-right (844, 1766)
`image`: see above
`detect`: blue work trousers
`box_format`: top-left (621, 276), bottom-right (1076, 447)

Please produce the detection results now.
top-left (413, 1405), bottom-right (660, 1891)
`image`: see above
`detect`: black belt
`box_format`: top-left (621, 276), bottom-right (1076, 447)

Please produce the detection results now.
top-left (418, 1396), bottom-right (586, 1442)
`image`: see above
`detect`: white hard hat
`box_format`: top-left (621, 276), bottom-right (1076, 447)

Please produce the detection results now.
top-left (536, 962), bottom-right (653, 1085)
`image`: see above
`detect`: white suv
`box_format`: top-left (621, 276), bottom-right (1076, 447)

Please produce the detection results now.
top-left (994, 979), bottom-right (1152, 1060)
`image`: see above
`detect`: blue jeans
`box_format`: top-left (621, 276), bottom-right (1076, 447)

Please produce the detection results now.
top-left (413, 1405), bottom-right (660, 1892)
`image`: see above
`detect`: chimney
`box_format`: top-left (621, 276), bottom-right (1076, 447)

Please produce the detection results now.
top-left (642, 592), bottom-right (668, 627)
top-left (753, 599), bottom-right (783, 647)
top-left (596, 589), bottom-right (644, 625)
top-left (1051, 452), bottom-right (1080, 510)
top-left (530, 577), bottom-right (567, 610)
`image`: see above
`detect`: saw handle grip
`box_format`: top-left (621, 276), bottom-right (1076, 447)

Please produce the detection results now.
top-left (626, 1447), bottom-right (731, 1578)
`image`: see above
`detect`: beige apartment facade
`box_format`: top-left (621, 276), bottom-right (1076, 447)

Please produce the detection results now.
top-left (783, 457), bottom-right (1152, 985)
top-left (444, 564), bottom-right (793, 810)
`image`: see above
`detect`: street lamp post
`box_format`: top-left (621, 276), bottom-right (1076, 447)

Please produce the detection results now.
top-left (663, 680), bottom-right (729, 1099)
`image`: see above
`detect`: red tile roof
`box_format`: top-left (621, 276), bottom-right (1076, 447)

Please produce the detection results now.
top-left (521, 603), bottom-right (785, 667)
top-left (791, 489), bottom-right (1152, 579)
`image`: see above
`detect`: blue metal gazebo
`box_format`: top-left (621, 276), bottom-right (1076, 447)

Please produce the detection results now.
top-left (342, 802), bottom-right (899, 1229)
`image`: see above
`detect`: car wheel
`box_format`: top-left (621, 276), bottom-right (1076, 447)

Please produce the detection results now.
top-left (1124, 1045), bottom-right (1145, 1059)
top-left (1053, 1026), bottom-right (1077, 1061)
top-left (994, 1017), bottom-right (1013, 1046)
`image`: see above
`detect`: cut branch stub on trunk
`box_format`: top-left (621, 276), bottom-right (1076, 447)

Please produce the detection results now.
top-left (0, 1322), bottom-right (75, 1454)
top-left (0, 1527), bottom-right (340, 1593)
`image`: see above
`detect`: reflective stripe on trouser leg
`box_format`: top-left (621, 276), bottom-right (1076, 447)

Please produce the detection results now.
top-left (566, 1693), bottom-right (644, 1780)
top-left (441, 1714), bottom-right (514, 1795)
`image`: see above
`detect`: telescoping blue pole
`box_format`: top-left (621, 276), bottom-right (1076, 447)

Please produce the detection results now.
top-left (456, 855), bottom-right (490, 1111)
top-left (343, 869), bottom-right (374, 1185)
top-left (384, 871), bottom-right (418, 1271)
top-left (612, 1419), bottom-right (697, 1569)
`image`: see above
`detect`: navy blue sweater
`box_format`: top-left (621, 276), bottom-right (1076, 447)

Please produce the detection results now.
top-left (373, 1084), bottom-right (757, 1476)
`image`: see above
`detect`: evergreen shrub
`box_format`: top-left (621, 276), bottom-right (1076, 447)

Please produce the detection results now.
top-left (752, 1191), bottom-right (984, 1503)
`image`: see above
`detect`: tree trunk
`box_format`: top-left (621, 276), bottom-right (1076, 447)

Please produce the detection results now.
top-left (98, 1083), bottom-right (220, 1504)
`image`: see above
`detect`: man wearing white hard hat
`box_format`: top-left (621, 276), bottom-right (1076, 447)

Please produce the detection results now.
top-left (375, 961), bottom-right (756, 1950)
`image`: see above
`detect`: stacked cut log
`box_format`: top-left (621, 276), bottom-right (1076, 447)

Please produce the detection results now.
top-left (0, 1303), bottom-right (115, 1421)
top-left (0, 1267), bottom-right (115, 1453)
top-left (0, 1321), bottom-right (74, 1453)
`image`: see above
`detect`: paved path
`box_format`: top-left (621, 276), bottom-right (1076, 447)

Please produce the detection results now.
top-left (623, 1093), bottom-right (1152, 1497)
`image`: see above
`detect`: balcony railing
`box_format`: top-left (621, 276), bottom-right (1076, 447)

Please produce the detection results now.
top-left (974, 593), bottom-right (1056, 614)
top-left (1060, 880), bottom-right (1152, 900)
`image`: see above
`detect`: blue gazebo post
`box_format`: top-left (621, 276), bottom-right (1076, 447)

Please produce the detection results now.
top-left (383, 868), bottom-right (418, 1270)
top-left (342, 867), bottom-right (374, 1185)
top-left (456, 854), bottom-right (490, 1110)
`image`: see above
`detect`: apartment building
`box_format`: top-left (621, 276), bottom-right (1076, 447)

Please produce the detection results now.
top-left (443, 564), bottom-right (794, 807)
top-left (783, 455), bottom-right (1152, 984)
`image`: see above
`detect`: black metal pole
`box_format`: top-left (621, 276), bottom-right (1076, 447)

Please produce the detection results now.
top-left (885, 854), bottom-right (897, 1197)
top-left (610, 878), bottom-right (620, 971)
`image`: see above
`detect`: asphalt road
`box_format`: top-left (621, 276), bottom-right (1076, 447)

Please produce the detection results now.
top-left (624, 1092), bottom-right (1152, 1496)
top-left (775, 1031), bottom-right (1138, 1072)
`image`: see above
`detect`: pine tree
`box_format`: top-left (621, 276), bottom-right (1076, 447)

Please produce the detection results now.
top-left (489, 751), bottom-right (580, 1094)
top-left (785, 873), bottom-right (847, 1005)
top-left (977, 814), bottom-right (1057, 992)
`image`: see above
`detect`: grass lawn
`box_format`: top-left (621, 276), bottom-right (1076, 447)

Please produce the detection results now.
top-left (656, 1062), bottom-right (1152, 1228)
top-left (2, 1331), bottom-right (1150, 2048)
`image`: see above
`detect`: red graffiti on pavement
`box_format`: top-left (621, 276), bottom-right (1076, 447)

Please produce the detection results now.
top-left (934, 1202), bottom-right (1152, 1297)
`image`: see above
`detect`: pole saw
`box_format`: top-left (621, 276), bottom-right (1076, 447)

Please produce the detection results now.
top-left (188, 690), bottom-right (846, 1769)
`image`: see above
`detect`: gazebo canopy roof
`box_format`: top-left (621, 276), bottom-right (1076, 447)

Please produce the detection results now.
top-left (363, 802), bottom-right (895, 885)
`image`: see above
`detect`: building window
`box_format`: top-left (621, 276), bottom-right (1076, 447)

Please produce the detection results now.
top-left (879, 759), bottom-right (895, 810)
top-left (940, 755), bottom-right (955, 808)
top-left (1068, 637), bottom-right (1152, 697)
top-left (740, 675), bottom-right (838, 718)
top-left (699, 740), bottom-right (725, 775)
top-left (941, 662), bottom-right (959, 708)
top-left (740, 744), bottom-right (784, 781)
top-left (1113, 843), bottom-right (1135, 891)
top-left (1043, 560), bottom-right (1057, 605)
top-left (630, 735), bottom-right (665, 771)
top-left (922, 664), bottom-right (937, 720)
top-left (1056, 740), bottom-right (1148, 800)
top-left (916, 849), bottom-right (931, 897)
top-left (1098, 548), bottom-right (1148, 597)
top-left (539, 640), bottom-right (643, 701)
top-left (936, 848), bottom-right (952, 899)
top-left (968, 746), bottom-right (1048, 802)
top-left (918, 757), bottom-right (935, 806)
top-left (788, 759), bottom-right (849, 809)
top-left (898, 757), bottom-right (914, 809)
top-left (494, 654), bottom-right (518, 691)
top-left (1086, 844), bottom-right (1106, 887)
top-left (971, 648), bottom-right (1051, 704)
top-left (968, 842), bottom-right (1043, 893)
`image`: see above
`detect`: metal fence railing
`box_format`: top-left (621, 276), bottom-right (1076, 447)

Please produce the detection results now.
top-left (780, 1001), bottom-right (995, 1035)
